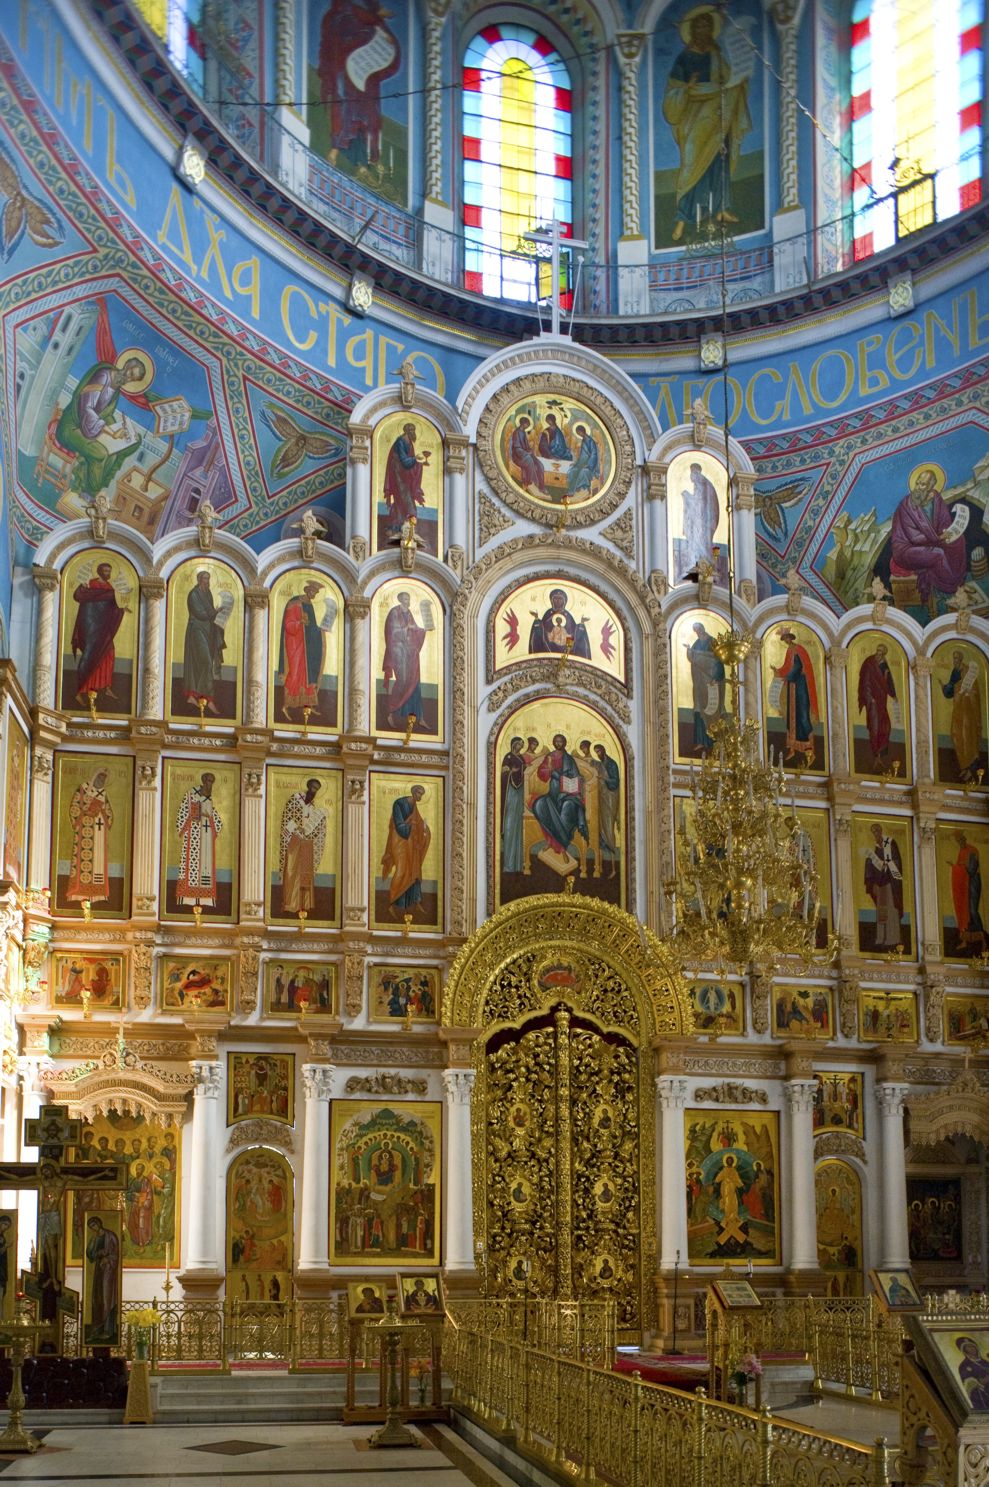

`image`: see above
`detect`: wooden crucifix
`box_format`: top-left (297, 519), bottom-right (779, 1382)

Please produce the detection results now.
top-left (0, 1105), bottom-right (127, 1347)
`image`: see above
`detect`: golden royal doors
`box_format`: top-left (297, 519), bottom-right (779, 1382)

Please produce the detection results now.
top-left (443, 895), bottom-right (690, 1337)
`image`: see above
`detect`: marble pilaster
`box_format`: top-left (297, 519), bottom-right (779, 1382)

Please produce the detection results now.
top-left (656, 1074), bottom-right (689, 1269)
top-left (184, 1060), bottom-right (223, 1277)
top-left (442, 1068), bottom-right (475, 1269)
top-left (298, 1064), bottom-right (335, 1275)
top-left (138, 577), bottom-right (166, 718)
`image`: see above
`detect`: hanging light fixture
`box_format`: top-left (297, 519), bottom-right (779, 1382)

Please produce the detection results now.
top-left (664, 77), bottom-right (836, 975)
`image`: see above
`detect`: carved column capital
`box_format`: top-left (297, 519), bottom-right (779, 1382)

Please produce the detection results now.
top-left (443, 433), bottom-right (469, 475)
top-left (32, 565), bottom-right (59, 594)
top-left (193, 1060), bottom-right (222, 1097)
top-left (875, 1082), bottom-right (909, 1118)
top-left (245, 587), bottom-right (269, 611)
top-left (346, 597), bottom-right (371, 620)
top-left (139, 576), bottom-right (166, 601)
top-left (734, 472), bottom-right (756, 510)
top-left (302, 1063), bottom-right (335, 1101)
top-left (615, 30), bottom-right (646, 68)
top-left (347, 422), bottom-right (372, 465)
top-left (655, 1074), bottom-right (689, 1110)
top-left (646, 462), bottom-right (667, 503)
top-left (441, 1068), bottom-right (475, 1105)
top-left (784, 1078), bottom-right (817, 1114)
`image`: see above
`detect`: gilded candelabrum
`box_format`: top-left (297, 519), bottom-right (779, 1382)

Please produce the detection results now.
top-left (368, 1302), bottom-right (419, 1448)
top-left (669, 632), bottom-right (837, 971)
top-left (0, 1300), bottom-right (47, 1454)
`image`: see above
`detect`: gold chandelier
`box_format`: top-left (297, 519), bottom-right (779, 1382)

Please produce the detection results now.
top-left (668, 631), bottom-right (837, 973)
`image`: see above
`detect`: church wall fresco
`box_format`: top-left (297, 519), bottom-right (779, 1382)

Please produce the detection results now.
top-left (490, 578), bottom-right (627, 688)
top-left (760, 620), bottom-right (828, 775)
top-left (850, 813), bottom-right (917, 959)
top-left (930, 637), bottom-right (989, 785)
top-left (935, 819), bottom-right (989, 962)
top-left (845, 630), bottom-right (912, 781)
top-left (1, 704), bottom-right (28, 886)
top-left (370, 577), bottom-right (444, 742)
top-left (369, 771), bottom-right (444, 932)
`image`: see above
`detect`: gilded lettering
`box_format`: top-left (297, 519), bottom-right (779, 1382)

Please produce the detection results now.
top-left (648, 379), bottom-right (679, 429)
top-left (281, 284), bottom-right (318, 350)
top-left (97, 97), bottom-right (135, 208)
top-left (923, 302), bottom-right (960, 366)
top-left (157, 184), bottom-right (197, 274)
top-left (885, 319), bottom-right (923, 381)
top-left (808, 349), bottom-right (854, 409)
top-left (197, 204), bottom-right (233, 298)
top-left (964, 288), bottom-right (989, 349)
top-left (346, 329), bottom-right (375, 386)
top-left (856, 333), bottom-right (889, 396)
top-left (744, 366), bottom-right (784, 426)
top-left (782, 362), bottom-right (812, 420)
top-left (231, 257), bottom-right (261, 321)
top-left (318, 300), bottom-right (352, 366)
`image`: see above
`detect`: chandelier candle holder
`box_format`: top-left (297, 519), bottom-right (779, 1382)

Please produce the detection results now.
top-left (669, 631), bottom-right (836, 972)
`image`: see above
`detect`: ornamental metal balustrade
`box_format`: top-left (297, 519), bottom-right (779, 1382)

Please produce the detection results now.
top-left (96, 2), bottom-right (980, 323)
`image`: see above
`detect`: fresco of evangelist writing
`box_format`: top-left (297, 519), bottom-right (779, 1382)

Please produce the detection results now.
top-left (930, 639), bottom-right (989, 787)
top-left (227, 1148), bottom-right (294, 1304)
top-left (761, 621), bottom-right (828, 774)
top-left (51, 753), bottom-right (133, 919)
top-left (268, 568), bottom-right (343, 733)
top-left (306, 0), bottom-right (411, 207)
top-left (370, 772), bottom-right (444, 932)
top-left (652, 0), bottom-right (766, 248)
top-left (845, 631), bottom-right (911, 781)
top-left (671, 609), bottom-right (733, 761)
top-left (667, 449), bottom-right (730, 587)
top-left (265, 766), bottom-right (342, 929)
top-left (12, 292), bottom-right (224, 541)
top-left (159, 761), bottom-right (240, 924)
top-left (371, 410), bottom-right (443, 558)
top-left (57, 548), bottom-right (139, 717)
top-left (370, 578), bottom-right (443, 741)
top-left (816, 1160), bottom-right (863, 1297)
top-left (851, 814), bottom-right (916, 959)
top-left (330, 1101), bottom-right (441, 1267)
top-left (164, 558), bottom-right (244, 725)
top-left (494, 697), bottom-right (626, 910)
top-left (936, 820), bottom-right (989, 961)
top-left (69, 1111), bottom-right (180, 1270)
top-left (684, 1109), bottom-right (780, 1267)
top-left (491, 578), bottom-right (626, 687)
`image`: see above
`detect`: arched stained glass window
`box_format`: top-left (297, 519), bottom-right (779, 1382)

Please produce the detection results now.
top-left (462, 26), bottom-right (574, 302)
top-left (134, 0), bottom-right (205, 89)
top-left (849, 0), bottom-right (983, 259)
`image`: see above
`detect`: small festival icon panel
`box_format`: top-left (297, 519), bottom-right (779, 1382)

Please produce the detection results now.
top-left (262, 960), bottom-right (336, 1018)
top-left (2, 710), bottom-right (30, 885)
top-left (667, 449), bottom-right (730, 587)
top-left (164, 557), bottom-right (244, 724)
top-left (52, 951), bottom-right (125, 1011)
top-left (687, 980), bottom-right (745, 1035)
top-left (490, 578), bottom-right (627, 687)
top-left (329, 1100), bottom-right (442, 1267)
top-left (935, 819), bottom-right (989, 960)
top-left (773, 983), bottom-right (833, 1040)
top-left (494, 696), bottom-right (625, 910)
top-left (815, 1160), bottom-right (863, 1297)
top-left (671, 609), bottom-right (733, 761)
top-left (761, 620), bottom-right (828, 774)
top-left (813, 1073), bottom-right (864, 1138)
top-left (907, 1177), bottom-right (963, 1264)
top-left (845, 630), bottom-right (912, 781)
top-left (228, 1053), bottom-right (294, 1126)
top-left (369, 772), bottom-right (444, 931)
top-left (684, 1109), bottom-right (781, 1266)
top-left (930, 639), bottom-right (989, 787)
top-left (69, 1110), bottom-right (180, 1270)
top-left (265, 766), bottom-right (342, 927)
top-left (859, 988), bottom-right (918, 1042)
top-left (371, 409), bottom-right (443, 557)
top-left (160, 760), bottom-right (240, 922)
top-left (51, 752), bottom-right (134, 918)
top-left (370, 577), bottom-right (444, 741)
top-left (268, 567), bottom-right (343, 732)
top-left (943, 993), bottom-right (989, 1046)
top-left (160, 955), bottom-right (233, 1012)
top-left (227, 1148), bottom-right (294, 1304)
top-left (850, 814), bottom-right (916, 957)
top-left (368, 964), bottom-right (440, 1024)
top-left (57, 547), bottom-right (139, 716)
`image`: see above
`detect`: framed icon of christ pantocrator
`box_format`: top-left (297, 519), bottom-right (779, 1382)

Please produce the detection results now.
top-left (475, 374), bottom-right (635, 528)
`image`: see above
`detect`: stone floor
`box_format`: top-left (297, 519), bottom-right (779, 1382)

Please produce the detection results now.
top-left (776, 1394), bottom-right (901, 1447)
top-left (0, 1421), bottom-right (518, 1486)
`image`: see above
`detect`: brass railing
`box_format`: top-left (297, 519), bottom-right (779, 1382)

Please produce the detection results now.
top-left (708, 1295), bottom-right (904, 1402)
top-left (445, 1297), bottom-right (616, 1366)
top-left (445, 1321), bottom-right (891, 1487)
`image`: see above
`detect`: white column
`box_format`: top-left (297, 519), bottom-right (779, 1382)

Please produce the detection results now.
top-left (138, 577), bottom-right (166, 718)
top-left (31, 566), bottom-right (59, 708)
top-left (298, 1064), bottom-right (334, 1272)
top-left (27, 745), bottom-right (54, 894)
top-left (444, 435), bottom-right (469, 557)
top-left (645, 465), bottom-right (668, 581)
top-left (346, 425), bottom-right (372, 550)
top-left (442, 1069), bottom-right (475, 1270)
top-left (132, 756), bottom-right (161, 918)
top-left (244, 588), bottom-right (268, 727)
top-left (341, 763), bottom-right (368, 929)
top-left (240, 764), bottom-right (265, 923)
top-left (785, 1079), bottom-right (819, 1271)
top-left (826, 647), bottom-right (850, 776)
top-left (346, 597), bottom-right (371, 734)
top-left (185, 1060), bottom-right (222, 1273)
top-left (876, 1082), bottom-right (910, 1267)
top-left (656, 1075), bottom-right (688, 1269)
